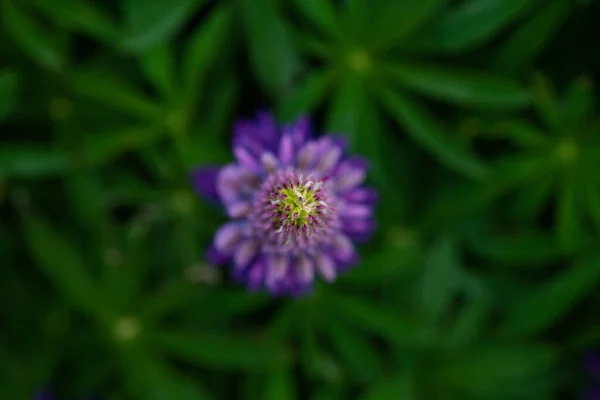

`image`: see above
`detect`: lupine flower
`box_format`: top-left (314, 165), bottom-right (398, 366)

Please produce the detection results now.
top-left (191, 111), bottom-right (377, 295)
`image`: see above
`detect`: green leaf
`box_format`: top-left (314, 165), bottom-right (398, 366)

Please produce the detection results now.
top-left (326, 293), bottom-right (435, 349)
top-left (437, 345), bottom-right (555, 397)
top-left (448, 297), bottom-right (490, 347)
top-left (378, 88), bottom-right (487, 179)
top-left (140, 45), bottom-right (176, 101)
top-left (412, 0), bottom-right (536, 53)
top-left (21, 215), bottom-right (104, 317)
top-left (290, 0), bottom-right (343, 41)
top-left (420, 237), bottom-right (462, 325)
top-left (508, 175), bottom-right (554, 221)
top-left (242, 0), bottom-right (302, 97)
top-left (182, 3), bottom-right (232, 111)
top-left (326, 76), bottom-right (364, 145)
top-left (493, 0), bottom-right (570, 74)
top-left (500, 249), bottom-right (600, 336)
top-left (152, 329), bottom-right (286, 370)
top-left (467, 230), bottom-right (563, 267)
top-left (265, 368), bottom-right (296, 400)
top-left (1, 0), bottom-right (65, 70)
top-left (358, 372), bottom-right (416, 400)
top-left (32, 0), bottom-right (119, 44)
top-left (69, 70), bottom-right (163, 121)
top-left (484, 119), bottom-right (548, 149)
top-left (0, 69), bottom-right (19, 122)
top-left (531, 74), bottom-right (559, 130)
top-left (342, 242), bottom-right (422, 285)
top-left (385, 62), bottom-right (530, 109)
top-left (371, 0), bottom-right (446, 50)
top-left (423, 154), bottom-right (557, 229)
top-left (0, 146), bottom-right (69, 178)
top-left (323, 317), bottom-right (382, 383)
top-left (585, 180), bottom-right (600, 233)
top-left (343, 0), bottom-right (370, 41)
top-left (561, 76), bottom-right (594, 131)
top-left (122, 351), bottom-right (213, 400)
top-left (66, 172), bottom-right (107, 232)
top-left (278, 68), bottom-right (333, 122)
top-left (556, 177), bottom-right (587, 253)
top-left (81, 125), bottom-right (165, 167)
top-left (121, 0), bottom-right (205, 52)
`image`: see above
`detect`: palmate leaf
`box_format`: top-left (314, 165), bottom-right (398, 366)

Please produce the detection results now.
top-left (383, 62), bottom-right (530, 110)
top-left (420, 236), bottom-right (463, 326)
top-left (290, 0), bottom-right (343, 41)
top-left (377, 87), bottom-right (487, 180)
top-left (1, 0), bottom-right (65, 70)
top-left (69, 70), bottom-right (164, 121)
top-left (555, 175), bottom-right (589, 253)
top-left (370, 0), bottom-right (446, 50)
top-left (122, 350), bottom-right (213, 400)
top-left (323, 317), bottom-right (383, 383)
top-left (435, 344), bottom-right (556, 398)
top-left (32, 0), bottom-right (119, 44)
top-left (278, 67), bottom-right (334, 122)
top-left (21, 215), bottom-right (108, 319)
top-left (121, 0), bottom-right (206, 52)
top-left (466, 229), bottom-right (565, 267)
top-left (324, 293), bottom-right (435, 349)
top-left (411, 0), bottom-right (537, 53)
top-left (493, 0), bottom-right (571, 74)
top-left (0, 69), bottom-right (19, 122)
top-left (265, 368), bottom-right (296, 400)
top-left (151, 329), bottom-right (286, 371)
top-left (182, 3), bottom-right (232, 113)
top-left (242, 0), bottom-right (302, 97)
top-left (500, 248), bottom-right (600, 337)
top-left (140, 45), bottom-right (176, 101)
top-left (0, 145), bottom-right (69, 178)
top-left (358, 371), bottom-right (416, 400)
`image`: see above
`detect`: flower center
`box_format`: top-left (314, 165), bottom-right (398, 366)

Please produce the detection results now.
top-left (270, 178), bottom-right (328, 233)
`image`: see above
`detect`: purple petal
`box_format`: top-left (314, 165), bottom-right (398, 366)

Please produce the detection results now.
top-left (216, 164), bottom-right (247, 204)
top-left (214, 222), bottom-right (243, 253)
top-left (343, 187), bottom-right (378, 206)
top-left (331, 234), bottom-right (355, 262)
top-left (246, 258), bottom-right (266, 291)
top-left (335, 156), bottom-right (369, 191)
top-left (342, 218), bottom-right (376, 242)
top-left (296, 255), bottom-right (315, 284)
top-left (234, 147), bottom-right (261, 172)
top-left (289, 115), bottom-right (312, 145)
top-left (330, 135), bottom-right (348, 153)
top-left (206, 244), bottom-right (230, 265)
top-left (341, 204), bottom-right (373, 219)
top-left (256, 110), bottom-right (279, 147)
top-left (233, 240), bottom-right (259, 270)
top-left (316, 254), bottom-right (336, 282)
top-left (233, 120), bottom-right (263, 155)
top-left (190, 166), bottom-right (221, 203)
top-left (316, 143), bottom-right (342, 173)
top-left (278, 133), bottom-right (294, 165)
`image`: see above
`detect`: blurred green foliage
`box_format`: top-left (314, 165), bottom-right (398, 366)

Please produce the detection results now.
top-left (1, 0), bottom-right (599, 399)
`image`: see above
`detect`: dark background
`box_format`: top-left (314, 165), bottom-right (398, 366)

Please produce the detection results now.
top-left (1, 0), bottom-right (600, 399)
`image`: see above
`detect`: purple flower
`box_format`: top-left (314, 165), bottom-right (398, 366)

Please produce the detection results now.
top-left (191, 111), bottom-right (377, 295)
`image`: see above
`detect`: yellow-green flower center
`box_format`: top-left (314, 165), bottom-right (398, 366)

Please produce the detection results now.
top-left (271, 180), bottom-right (327, 232)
